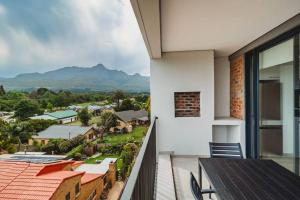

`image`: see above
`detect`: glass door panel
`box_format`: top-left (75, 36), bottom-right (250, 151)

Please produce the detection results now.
top-left (259, 38), bottom-right (295, 172)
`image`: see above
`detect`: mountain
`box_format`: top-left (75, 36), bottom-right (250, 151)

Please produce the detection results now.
top-left (0, 64), bottom-right (149, 92)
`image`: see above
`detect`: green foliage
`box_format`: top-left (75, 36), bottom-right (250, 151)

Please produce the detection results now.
top-left (58, 140), bottom-right (72, 152)
top-left (97, 112), bottom-right (118, 132)
top-left (14, 100), bottom-right (43, 120)
top-left (119, 98), bottom-right (135, 111)
top-left (113, 90), bottom-right (124, 109)
top-left (0, 85), bottom-right (5, 96)
top-left (74, 152), bottom-right (82, 161)
top-left (41, 138), bottom-right (65, 154)
top-left (120, 143), bottom-right (138, 179)
top-left (7, 144), bottom-right (16, 154)
top-left (145, 96), bottom-right (150, 113)
top-left (78, 108), bottom-right (91, 126)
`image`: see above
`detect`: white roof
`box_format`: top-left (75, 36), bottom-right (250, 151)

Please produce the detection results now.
top-left (30, 114), bottom-right (57, 120)
top-left (75, 158), bottom-right (117, 174)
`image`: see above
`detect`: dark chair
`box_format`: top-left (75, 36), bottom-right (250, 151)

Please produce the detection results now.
top-left (209, 142), bottom-right (243, 159)
top-left (190, 172), bottom-right (215, 200)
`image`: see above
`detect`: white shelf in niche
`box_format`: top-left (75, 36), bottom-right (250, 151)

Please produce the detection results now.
top-left (213, 117), bottom-right (243, 126)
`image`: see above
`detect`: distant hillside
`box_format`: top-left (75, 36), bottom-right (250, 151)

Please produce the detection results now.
top-left (0, 64), bottom-right (149, 92)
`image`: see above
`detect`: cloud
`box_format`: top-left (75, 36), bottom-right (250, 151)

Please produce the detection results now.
top-left (0, 0), bottom-right (149, 77)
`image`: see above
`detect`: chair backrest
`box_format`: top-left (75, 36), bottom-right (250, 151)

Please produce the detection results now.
top-left (209, 142), bottom-right (243, 159)
top-left (190, 172), bottom-right (203, 200)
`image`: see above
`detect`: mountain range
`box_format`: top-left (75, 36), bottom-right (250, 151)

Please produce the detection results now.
top-left (0, 64), bottom-right (149, 92)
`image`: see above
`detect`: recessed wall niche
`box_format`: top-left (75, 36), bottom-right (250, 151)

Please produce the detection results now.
top-left (174, 92), bottom-right (200, 117)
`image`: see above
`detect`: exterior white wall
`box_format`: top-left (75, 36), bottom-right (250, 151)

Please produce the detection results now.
top-left (214, 57), bottom-right (230, 117)
top-left (151, 51), bottom-right (214, 156)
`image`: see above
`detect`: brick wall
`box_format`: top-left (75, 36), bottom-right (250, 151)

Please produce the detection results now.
top-left (174, 92), bottom-right (200, 117)
top-left (230, 55), bottom-right (245, 119)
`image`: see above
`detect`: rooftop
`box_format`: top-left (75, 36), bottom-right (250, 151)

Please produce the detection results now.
top-left (46, 110), bottom-right (77, 119)
top-left (0, 160), bottom-right (83, 200)
top-left (115, 110), bottom-right (148, 122)
top-left (75, 158), bottom-right (117, 175)
top-left (33, 125), bottom-right (93, 140)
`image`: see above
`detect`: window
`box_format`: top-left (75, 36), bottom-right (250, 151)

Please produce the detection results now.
top-left (65, 192), bottom-right (70, 200)
top-left (75, 183), bottom-right (80, 196)
top-left (174, 92), bottom-right (200, 117)
top-left (87, 190), bottom-right (96, 200)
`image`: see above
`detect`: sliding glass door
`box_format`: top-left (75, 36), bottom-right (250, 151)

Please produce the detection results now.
top-left (245, 31), bottom-right (300, 175)
top-left (258, 38), bottom-right (295, 172)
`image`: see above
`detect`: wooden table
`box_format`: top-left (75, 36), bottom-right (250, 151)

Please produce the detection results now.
top-left (198, 158), bottom-right (300, 200)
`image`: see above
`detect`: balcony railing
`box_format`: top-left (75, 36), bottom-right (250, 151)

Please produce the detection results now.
top-left (119, 117), bottom-right (157, 200)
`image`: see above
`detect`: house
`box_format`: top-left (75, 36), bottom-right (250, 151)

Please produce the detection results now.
top-left (0, 159), bottom-right (117, 200)
top-left (30, 110), bottom-right (78, 124)
top-left (88, 105), bottom-right (102, 115)
top-left (115, 110), bottom-right (149, 125)
top-left (118, 1), bottom-right (300, 199)
top-left (29, 125), bottom-right (98, 145)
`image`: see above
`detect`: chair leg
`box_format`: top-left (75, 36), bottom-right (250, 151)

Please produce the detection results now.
top-left (209, 185), bottom-right (212, 199)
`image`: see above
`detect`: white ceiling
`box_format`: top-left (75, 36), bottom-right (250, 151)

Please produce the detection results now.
top-left (161, 0), bottom-right (300, 57)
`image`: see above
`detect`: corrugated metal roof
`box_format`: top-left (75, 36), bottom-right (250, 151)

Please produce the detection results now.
top-left (115, 110), bottom-right (148, 122)
top-left (33, 125), bottom-right (93, 140)
top-left (75, 158), bottom-right (117, 174)
top-left (47, 110), bottom-right (77, 119)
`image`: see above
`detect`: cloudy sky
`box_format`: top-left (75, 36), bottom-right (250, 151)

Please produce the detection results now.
top-left (0, 0), bottom-right (149, 78)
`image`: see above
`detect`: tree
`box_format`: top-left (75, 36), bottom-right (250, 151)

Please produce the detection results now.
top-left (14, 100), bottom-right (43, 120)
top-left (46, 102), bottom-right (53, 111)
top-left (145, 96), bottom-right (151, 113)
top-left (119, 99), bottom-right (134, 111)
top-left (78, 108), bottom-right (91, 126)
top-left (113, 90), bottom-right (124, 109)
top-left (97, 112), bottom-right (118, 132)
top-left (0, 85), bottom-right (5, 96)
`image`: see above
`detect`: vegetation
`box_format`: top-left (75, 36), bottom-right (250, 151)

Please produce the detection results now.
top-left (14, 99), bottom-right (43, 120)
top-left (78, 108), bottom-right (91, 126)
top-left (42, 135), bottom-right (85, 154)
top-left (97, 112), bottom-right (118, 132)
top-left (113, 90), bottom-right (125, 110)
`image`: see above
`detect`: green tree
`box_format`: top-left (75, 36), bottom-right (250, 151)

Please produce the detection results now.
top-left (0, 85), bottom-right (5, 96)
top-left (14, 100), bottom-right (43, 120)
top-left (145, 96), bottom-right (151, 113)
top-left (78, 108), bottom-right (91, 126)
top-left (46, 102), bottom-right (53, 111)
top-left (119, 99), bottom-right (134, 111)
top-left (97, 112), bottom-right (118, 132)
top-left (113, 90), bottom-right (124, 109)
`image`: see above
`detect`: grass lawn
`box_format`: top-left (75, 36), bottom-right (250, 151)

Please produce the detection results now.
top-left (67, 116), bottom-right (101, 126)
top-left (83, 126), bottom-right (148, 168)
top-left (103, 126), bottom-right (148, 145)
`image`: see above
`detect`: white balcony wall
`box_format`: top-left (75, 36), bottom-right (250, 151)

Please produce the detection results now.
top-left (151, 51), bottom-right (214, 156)
top-left (214, 57), bottom-right (230, 117)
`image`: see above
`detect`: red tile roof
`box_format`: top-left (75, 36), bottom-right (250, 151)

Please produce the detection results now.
top-left (81, 173), bottom-right (103, 185)
top-left (0, 161), bottom-right (83, 200)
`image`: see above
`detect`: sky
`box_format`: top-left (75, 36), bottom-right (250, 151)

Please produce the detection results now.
top-left (0, 0), bottom-right (149, 78)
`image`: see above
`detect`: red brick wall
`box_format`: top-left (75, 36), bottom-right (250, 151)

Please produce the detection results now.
top-left (230, 55), bottom-right (244, 119)
top-left (174, 92), bottom-right (200, 117)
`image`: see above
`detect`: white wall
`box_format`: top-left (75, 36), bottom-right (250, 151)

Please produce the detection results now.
top-left (214, 57), bottom-right (230, 117)
top-left (151, 51), bottom-right (214, 156)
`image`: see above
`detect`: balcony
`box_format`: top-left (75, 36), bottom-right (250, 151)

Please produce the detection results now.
top-left (118, 118), bottom-right (216, 200)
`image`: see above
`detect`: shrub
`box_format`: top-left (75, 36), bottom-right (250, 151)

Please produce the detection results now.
top-left (74, 152), bottom-right (82, 160)
top-left (58, 140), bottom-right (72, 153)
top-left (7, 145), bottom-right (16, 154)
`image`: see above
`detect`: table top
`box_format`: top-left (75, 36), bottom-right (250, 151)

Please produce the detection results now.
top-left (199, 158), bottom-right (300, 200)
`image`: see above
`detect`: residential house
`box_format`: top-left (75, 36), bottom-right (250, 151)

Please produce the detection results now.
top-left (111, 110), bottom-right (148, 133)
top-left (118, 1), bottom-right (300, 200)
top-left (29, 125), bottom-right (98, 145)
top-left (115, 110), bottom-right (149, 125)
top-left (30, 110), bottom-right (78, 124)
top-left (88, 105), bottom-right (102, 115)
top-left (0, 159), bottom-right (117, 200)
